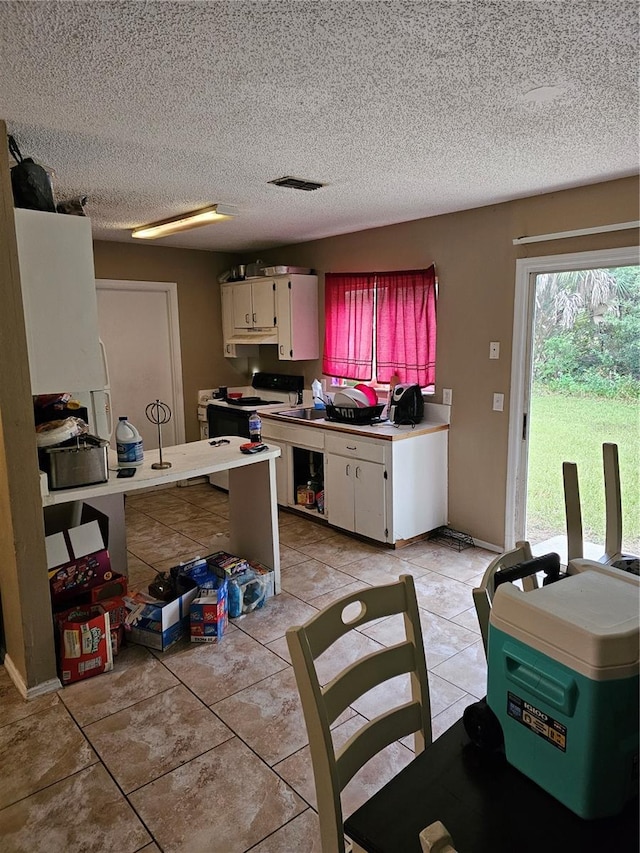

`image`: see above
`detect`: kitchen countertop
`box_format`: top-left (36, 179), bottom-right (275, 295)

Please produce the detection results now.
top-left (261, 409), bottom-right (449, 441)
top-left (41, 437), bottom-right (281, 505)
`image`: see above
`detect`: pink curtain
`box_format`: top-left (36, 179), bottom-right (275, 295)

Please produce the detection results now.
top-left (376, 266), bottom-right (437, 386)
top-left (323, 272), bottom-right (375, 380)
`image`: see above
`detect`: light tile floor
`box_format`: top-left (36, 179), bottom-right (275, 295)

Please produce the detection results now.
top-left (0, 482), bottom-right (494, 853)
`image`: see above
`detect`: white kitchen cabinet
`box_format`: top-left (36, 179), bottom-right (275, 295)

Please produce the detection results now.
top-left (325, 452), bottom-right (387, 541)
top-left (261, 416), bottom-right (448, 544)
top-left (262, 418), bottom-right (325, 511)
top-left (233, 279), bottom-right (275, 330)
top-left (272, 274), bottom-right (319, 360)
top-left (221, 284), bottom-right (240, 357)
top-left (14, 208), bottom-right (105, 394)
top-left (220, 283), bottom-right (261, 357)
top-left (220, 274), bottom-right (318, 360)
top-left (387, 428), bottom-right (448, 542)
top-left (325, 433), bottom-right (388, 542)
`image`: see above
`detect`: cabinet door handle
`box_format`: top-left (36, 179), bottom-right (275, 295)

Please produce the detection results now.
top-left (279, 345), bottom-right (284, 355)
top-left (346, 464), bottom-right (350, 476)
top-left (245, 313), bottom-right (250, 324)
top-left (355, 466), bottom-right (361, 478)
top-left (253, 312), bottom-right (257, 323)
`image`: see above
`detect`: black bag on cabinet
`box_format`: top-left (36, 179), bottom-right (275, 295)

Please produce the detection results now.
top-left (8, 134), bottom-right (56, 212)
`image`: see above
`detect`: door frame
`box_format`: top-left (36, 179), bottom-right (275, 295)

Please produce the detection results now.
top-left (95, 279), bottom-right (186, 446)
top-left (505, 245), bottom-right (639, 549)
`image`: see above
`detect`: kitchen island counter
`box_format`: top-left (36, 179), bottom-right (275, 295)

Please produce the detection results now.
top-left (41, 437), bottom-right (283, 592)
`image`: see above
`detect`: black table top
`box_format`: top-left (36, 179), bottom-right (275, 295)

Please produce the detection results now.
top-left (344, 718), bottom-right (639, 853)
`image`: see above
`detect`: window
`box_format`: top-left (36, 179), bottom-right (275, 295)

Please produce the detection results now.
top-left (322, 265), bottom-right (437, 388)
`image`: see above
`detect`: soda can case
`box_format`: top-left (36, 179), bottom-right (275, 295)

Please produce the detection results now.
top-left (487, 570), bottom-right (639, 820)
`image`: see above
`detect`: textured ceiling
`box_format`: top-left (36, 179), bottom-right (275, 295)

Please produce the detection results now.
top-left (1, 1), bottom-right (638, 253)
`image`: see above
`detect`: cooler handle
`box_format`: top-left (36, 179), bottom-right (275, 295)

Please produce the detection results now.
top-left (504, 644), bottom-right (578, 716)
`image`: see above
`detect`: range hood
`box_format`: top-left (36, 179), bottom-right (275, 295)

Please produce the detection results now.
top-left (228, 330), bottom-right (279, 345)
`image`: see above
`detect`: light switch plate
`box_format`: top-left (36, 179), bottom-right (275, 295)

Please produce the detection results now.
top-left (490, 342), bottom-right (500, 359)
top-left (442, 388), bottom-right (452, 405)
top-left (493, 392), bottom-right (504, 412)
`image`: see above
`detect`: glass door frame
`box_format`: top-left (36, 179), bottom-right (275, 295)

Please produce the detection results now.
top-left (505, 245), bottom-right (639, 550)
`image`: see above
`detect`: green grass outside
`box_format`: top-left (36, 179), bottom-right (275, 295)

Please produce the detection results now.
top-left (527, 392), bottom-right (640, 554)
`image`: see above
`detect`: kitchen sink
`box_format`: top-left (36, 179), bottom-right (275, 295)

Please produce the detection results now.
top-left (274, 407), bottom-right (326, 421)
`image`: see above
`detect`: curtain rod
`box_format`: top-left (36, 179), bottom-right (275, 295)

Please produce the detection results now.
top-left (512, 221), bottom-right (639, 245)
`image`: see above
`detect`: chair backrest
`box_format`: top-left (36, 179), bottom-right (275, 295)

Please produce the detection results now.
top-left (419, 820), bottom-right (457, 852)
top-left (603, 442), bottom-right (623, 563)
top-left (564, 443), bottom-right (626, 565)
top-left (563, 460), bottom-right (584, 562)
top-left (286, 574), bottom-right (432, 853)
top-left (472, 541), bottom-right (535, 655)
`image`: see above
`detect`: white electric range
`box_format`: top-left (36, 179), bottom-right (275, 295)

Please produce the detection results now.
top-left (197, 372), bottom-right (306, 440)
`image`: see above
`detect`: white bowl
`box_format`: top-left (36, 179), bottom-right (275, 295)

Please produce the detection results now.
top-left (333, 388), bottom-right (370, 408)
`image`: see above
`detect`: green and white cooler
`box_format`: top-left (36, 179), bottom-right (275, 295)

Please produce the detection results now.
top-left (487, 569), bottom-right (639, 819)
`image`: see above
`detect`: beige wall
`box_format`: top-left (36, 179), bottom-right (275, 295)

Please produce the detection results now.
top-left (92, 241), bottom-right (248, 442)
top-left (95, 177), bottom-right (639, 547)
top-left (255, 176), bottom-right (640, 546)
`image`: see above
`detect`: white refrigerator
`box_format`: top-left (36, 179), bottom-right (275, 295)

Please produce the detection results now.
top-left (14, 208), bottom-right (112, 439)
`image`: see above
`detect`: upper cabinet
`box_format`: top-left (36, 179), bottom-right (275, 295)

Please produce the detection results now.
top-left (232, 279), bottom-right (276, 330)
top-left (14, 208), bottom-right (106, 394)
top-left (221, 273), bottom-right (319, 361)
top-left (272, 274), bottom-right (319, 361)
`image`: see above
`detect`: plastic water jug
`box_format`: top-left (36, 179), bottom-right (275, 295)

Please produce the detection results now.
top-left (116, 416), bottom-right (144, 466)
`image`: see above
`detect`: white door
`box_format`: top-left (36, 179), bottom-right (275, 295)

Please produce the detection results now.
top-left (506, 246), bottom-right (639, 552)
top-left (96, 280), bottom-right (185, 452)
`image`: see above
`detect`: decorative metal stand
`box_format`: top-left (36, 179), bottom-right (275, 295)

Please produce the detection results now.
top-left (146, 399), bottom-right (172, 469)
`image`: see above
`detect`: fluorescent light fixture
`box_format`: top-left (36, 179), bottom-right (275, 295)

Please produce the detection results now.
top-left (131, 204), bottom-right (237, 239)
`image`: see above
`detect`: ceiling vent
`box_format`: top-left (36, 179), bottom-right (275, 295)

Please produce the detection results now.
top-left (268, 176), bottom-right (325, 191)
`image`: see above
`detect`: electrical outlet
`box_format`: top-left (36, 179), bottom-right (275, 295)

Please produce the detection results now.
top-left (442, 388), bottom-right (452, 405)
top-left (490, 341), bottom-right (500, 359)
top-left (493, 393), bottom-right (504, 412)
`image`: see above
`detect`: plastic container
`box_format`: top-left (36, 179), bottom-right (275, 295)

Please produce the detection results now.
top-left (312, 379), bottom-right (325, 409)
top-left (487, 570), bottom-right (639, 819)
top-left (115, 416), bottom-right (144, 466)
top-left (248, 412), bottom-right (262, 443)
top-left (325, 403), bottom-right (385, 424)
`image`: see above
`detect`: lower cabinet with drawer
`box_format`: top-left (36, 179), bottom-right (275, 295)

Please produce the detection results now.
top-left (263, 419), bottom-right (448, 545)
top-left (324, 434), bottom-right (388, 542)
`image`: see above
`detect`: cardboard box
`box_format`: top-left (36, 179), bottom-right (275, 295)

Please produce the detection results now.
top-left (46, 519), bottom-right (115, 606)
top-left (124, 579), bottom-right (199, 651)
top-left (190, 579), bottom-right (228, 643)
top-left (55, 603), bottom-right (114, 685)
top-left (206, 550), bottom-right (249, 579)
top-left (99, 596), bottom-right (128, 655)
top-left (88, 573), bottom-right (128, 604)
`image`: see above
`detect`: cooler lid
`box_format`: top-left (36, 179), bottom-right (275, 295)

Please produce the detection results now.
top-left (490, 570), bottom-right (639, 676)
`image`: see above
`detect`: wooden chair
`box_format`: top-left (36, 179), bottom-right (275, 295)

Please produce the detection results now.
top-left (564, 442), bottom-right (637, 568)
top-left (419, 820), bottom-right (457, 852)
top-left (472, 541), bottom-right (537, 655)
top-left (286, 575), bottom-right (432, 853)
